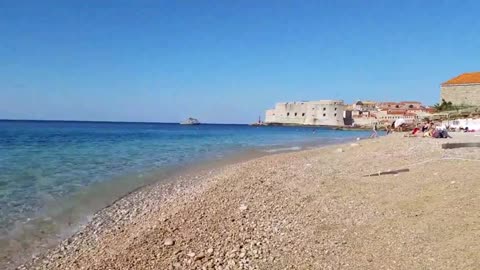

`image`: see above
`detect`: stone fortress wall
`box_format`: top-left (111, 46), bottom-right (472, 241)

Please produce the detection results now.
top-left (441, 84), bottom-right (480, 107)
top-left (265, 100), bottom-right (346, 126)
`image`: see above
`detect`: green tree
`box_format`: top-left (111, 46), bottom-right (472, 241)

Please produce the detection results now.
top-left (433, 99), bottom-right (454, 111)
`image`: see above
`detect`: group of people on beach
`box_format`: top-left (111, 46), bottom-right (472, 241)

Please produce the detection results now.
top-left (406, 121), bottom-right (452, 138)
top-left (370, 118), bottom-right (406, 138)
top-left (370, 119), bottom-right (452, 139)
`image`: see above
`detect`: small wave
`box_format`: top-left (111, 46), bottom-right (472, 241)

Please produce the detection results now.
top-left (263, 146), bottom-right (302, 153)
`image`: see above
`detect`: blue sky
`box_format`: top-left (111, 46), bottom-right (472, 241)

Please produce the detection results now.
top-left (1, 1), bottom-right (479, 123)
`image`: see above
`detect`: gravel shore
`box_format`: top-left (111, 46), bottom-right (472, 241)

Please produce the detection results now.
top-left (18, 133), bottom-right (480, 269)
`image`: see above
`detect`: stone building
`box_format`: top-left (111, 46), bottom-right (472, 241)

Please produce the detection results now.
top-left (353, 101), bottom-right (377, 111)
top-left (265, 100), bottom-right (346, 126)
top-left (349, 100), bottom-right (428, 127)
top-left (377, 101), bottom-right (423, 110)
top-left (441, 72), bottom-right (480, 106)
top-left (375, 110), bottom-right (419, 124)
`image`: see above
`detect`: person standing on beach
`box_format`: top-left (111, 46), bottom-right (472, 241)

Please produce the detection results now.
top-left (386, 124), bottom-right (392, 135)
top-left (370, 122), bottom-right (378, 138)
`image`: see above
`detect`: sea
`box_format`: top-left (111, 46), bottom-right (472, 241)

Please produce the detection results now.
top-left (0, 120), bottom-right (370, 265)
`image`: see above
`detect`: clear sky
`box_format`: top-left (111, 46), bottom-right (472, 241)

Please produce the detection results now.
top-left (1, 1), bottom-right (479, 123)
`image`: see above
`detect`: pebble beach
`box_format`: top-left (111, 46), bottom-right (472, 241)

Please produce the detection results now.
top-left (16, 133), bottom-right (480, 269)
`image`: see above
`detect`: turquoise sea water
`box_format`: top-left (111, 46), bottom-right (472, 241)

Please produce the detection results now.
top-left (0, 120), bottom-right (370, 263)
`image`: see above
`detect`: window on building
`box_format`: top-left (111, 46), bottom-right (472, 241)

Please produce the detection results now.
top-left (395, 105), bottom-right (400, 108)
top-left (409, 105), bottom-right (414, 108)
top-left (287, 112), bottom-right (290, 116)
top-left (334, 108), bottom-right (337, 111)
top-left (323, 113), bottom-right (326, 117)
top-left (302, 113), bottom-right (305, 117)
top-left (323, 107), bottom-right (326, 111)
top-left (334, 113), bottom-right (337, 117)
top-left (294, 112), bottom-right (297, 116)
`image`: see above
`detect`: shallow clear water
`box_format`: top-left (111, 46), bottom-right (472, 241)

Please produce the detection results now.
top-left (0, 120), bottom-right (370, 260)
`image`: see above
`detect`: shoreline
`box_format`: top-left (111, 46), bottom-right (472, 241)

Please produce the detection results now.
top-left (13, 133), bottom-right (480, 269)
top-left (3, 136), bottom-right (364, 269)
top-left (0, 146), bottom-right (263, 269)
top-left (257, 123), bottom-right (373, 131)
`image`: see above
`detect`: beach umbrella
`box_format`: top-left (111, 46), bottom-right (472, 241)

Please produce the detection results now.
top-left (394, 118), bottom-right (406, 128)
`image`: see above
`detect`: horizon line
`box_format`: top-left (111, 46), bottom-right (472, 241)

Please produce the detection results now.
top-left (0, 119), bottom-right (249, 125)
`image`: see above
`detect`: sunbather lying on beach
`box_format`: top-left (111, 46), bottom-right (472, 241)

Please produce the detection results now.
top-left (405, 122), bottom-right (452, 139)
top-left (404, 125), bottom-right (422, 137)
top-left (422, 124), bottom-right (452, 138)
top-left (436, 129), bottom-right (452, 138)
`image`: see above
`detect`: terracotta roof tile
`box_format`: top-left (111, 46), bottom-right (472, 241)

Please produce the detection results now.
top-left (386, 110), bottom-right (407, 115)
top-left (399, 101), bottom-right (422, 104)
top-left (442, 72), bottom-right (480, 85)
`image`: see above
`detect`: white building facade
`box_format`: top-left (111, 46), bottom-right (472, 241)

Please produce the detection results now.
top-left (265, 100), bottom-right (346, 126)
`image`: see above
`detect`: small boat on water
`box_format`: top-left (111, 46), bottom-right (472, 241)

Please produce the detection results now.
top-left (180, 117), bottom-right (201, 125)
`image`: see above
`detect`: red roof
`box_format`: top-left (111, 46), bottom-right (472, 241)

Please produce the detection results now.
top-left (442, 72), bottom-right (480, 85)
top-left (407, 108), bottom-right (424, 112)
top-left (399, 101), bottom-right (422, 104)
top-left (385, 110), bottom-right (407, 115)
